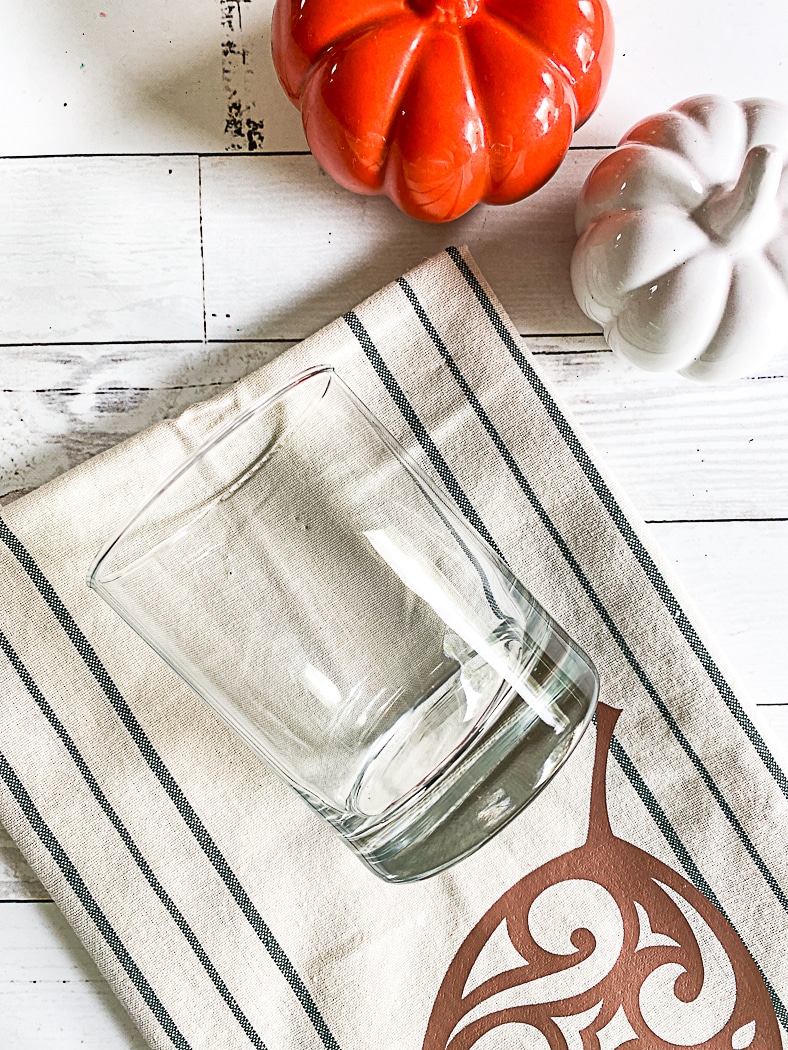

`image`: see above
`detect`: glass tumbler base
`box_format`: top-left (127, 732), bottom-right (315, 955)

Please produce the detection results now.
top-left (341, 650), bottom-right (598, 883)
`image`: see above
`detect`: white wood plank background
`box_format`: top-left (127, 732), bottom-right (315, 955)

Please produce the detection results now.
top-left (1, 0), bottom-right (787, 1043)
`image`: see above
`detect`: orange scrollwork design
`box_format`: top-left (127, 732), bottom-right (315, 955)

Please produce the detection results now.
top-left (423, 703), bottom-right (780, 1049)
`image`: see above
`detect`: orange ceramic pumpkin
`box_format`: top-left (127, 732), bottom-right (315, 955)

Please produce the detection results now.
top-left (272, 0), bottom-right (614, 222)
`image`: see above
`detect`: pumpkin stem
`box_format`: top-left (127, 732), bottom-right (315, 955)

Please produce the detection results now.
top-left (693, 144), bottom-right (783, 250)
top-left (406, 0), bottom-right (479, 22)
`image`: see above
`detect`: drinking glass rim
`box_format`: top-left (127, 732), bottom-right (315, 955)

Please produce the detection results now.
top-left (87, 363), bottom-right (336, 589)
top-left (88, 361), bottom-right (522, 615)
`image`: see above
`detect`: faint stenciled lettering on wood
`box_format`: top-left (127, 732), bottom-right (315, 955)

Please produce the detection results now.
top-left (219, 0), bottom-right (264, 151)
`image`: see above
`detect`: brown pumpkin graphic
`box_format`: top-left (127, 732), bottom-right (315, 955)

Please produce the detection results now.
top-left (423, 703), bottom-right (779, 1049)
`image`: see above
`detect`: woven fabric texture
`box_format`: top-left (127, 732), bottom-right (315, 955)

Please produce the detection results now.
top-left (0, 247), bottom-right (786, 1049)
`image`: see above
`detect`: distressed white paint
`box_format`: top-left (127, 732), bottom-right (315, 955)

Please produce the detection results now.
top-left (0, 903), bottom-right (148, 1049)
top-left (0, 824), bottom-right (44, 901)
top-left (200, 150), bottom-right (601, 340)
top-left (3, 343), bottom-right (786, 519)
top-left (650, 522), bottom-right (788, 710)
top-left (0, 0), bottom-right (290, 156)
top-left (542, 349), bottom-right (788, 520)
top-left (0, 157), bottom-right (203, 344)
top-left (2, 0), bottom-right (788, 156)
top-left (575, 0), bottom-right (788, 148)
top-left (0, 340), bottom-right (287, 503)
top-left (0, 152), bottom-right (602, 347)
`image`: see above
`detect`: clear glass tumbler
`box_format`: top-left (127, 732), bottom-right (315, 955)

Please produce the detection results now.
top-left (89, 365), bottom-right (599, 882)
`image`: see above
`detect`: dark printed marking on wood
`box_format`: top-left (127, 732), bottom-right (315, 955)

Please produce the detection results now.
top-left (220, 0), bottom-right (265, 151)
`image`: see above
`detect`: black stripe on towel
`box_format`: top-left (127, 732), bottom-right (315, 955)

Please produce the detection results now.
top-left (0, 517), bottom-right (340, 1050)
top-left (0, 627), bottom-right (268, 1050)
top-left (345, 308), bottom-right (788, 1032)
top-left (610, 734), bottom-right (788, 1029)
top-left (0, 750), bottom-right (192, 1050)
top-left (445, 244), bottom-right (788, 801)
top-left (396, 274), bottom-right (788, 918)
top-left (343, 309), bottom-right (506, 564)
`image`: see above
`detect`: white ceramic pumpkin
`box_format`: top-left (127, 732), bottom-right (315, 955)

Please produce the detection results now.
top-left (570, 94), bottom-right (788, 381)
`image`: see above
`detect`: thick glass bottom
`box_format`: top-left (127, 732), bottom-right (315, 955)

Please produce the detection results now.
top-left (330, 631), bottom-right (599, 883)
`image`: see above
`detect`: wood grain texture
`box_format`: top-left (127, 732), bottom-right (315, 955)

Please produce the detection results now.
top-left (2, 0), bottom-right (787, 156)
top-left (0, 149), bottom-right (606, 348)
top-left (0, 157), bottom-right (203, 344)
top-left (650, 522), bottom-right (788, 709)
top-left (0, 902), bottom-right (147, 1048)
top-left (540, 348), bottom-right (788, 520)
top-left (4, 145), bottom-right (787, 357)
top-left (0, 340), bottom-right (287, 503)
top-left (761, 706), bottom-right (788, 750)
top-left (3, 341), bottom-right (786, 519)
top-left (0, 0), bottom-right (272, 156)
top-left (0, 824), bottom-right (45, 901)
top-left (199, 151), bottom-right (602, 341)
top-left (572, 0), bottom-right (788, 147)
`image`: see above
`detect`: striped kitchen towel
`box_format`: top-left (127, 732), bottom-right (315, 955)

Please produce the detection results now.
top-left (1, 246), bottom-right (787, 1048)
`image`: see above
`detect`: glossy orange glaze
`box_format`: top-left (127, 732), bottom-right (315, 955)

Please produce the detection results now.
top-left (272, 0), bottom-right (613, 222)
